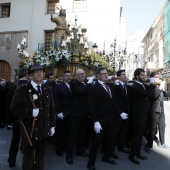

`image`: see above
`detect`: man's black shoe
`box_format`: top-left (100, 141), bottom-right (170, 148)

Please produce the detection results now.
top-left (76, 152), bottom-right (89, 157)
top-left (9, 162), bottom-right (15, 167)
top-left (129, 155), bottom-right (140, 164)
top-left (0, 124), bottom-right (5, 128)
top-left (66, 155), bottom-right (73, 165)
top-left (56, 150), bottom-right (63, 156)
top-left (102, 157), bottom-right (117, 164)
top-left (137, 154), bottom-right (147, 160)
top-left (111, 152), bottom-right (118, 159)
top-left (118, 147), bottom-right (130, 153)
top-left (7, 158), bottom-right (15, 167)
top-left (87, 164), bottom-right (96, 170)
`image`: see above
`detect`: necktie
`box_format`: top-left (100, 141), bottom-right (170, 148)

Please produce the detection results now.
top-left (103, 83), bottom-right (112, 98)
top-left (122, 84), bottom-right (127, 95)
top-left (37, 85), bottom-right (41, 95)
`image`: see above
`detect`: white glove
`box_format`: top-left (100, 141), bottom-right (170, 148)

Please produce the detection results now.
top-left (50, 127), bottom-right (55, 136)
top-left (32, 108), bottom-right (39, 117)
top-left (94, 121), bottom-right (102, 134)
top-left (87, 77), bottom-right (95, 84)
top-left (150, 77), bottom-right (155, 84)
top-left (57, 112), bottom-right (64, 119)
top-left (108, 76), bottom-right (113, 80)
top-left (120, 112), bottom-right (128, 120)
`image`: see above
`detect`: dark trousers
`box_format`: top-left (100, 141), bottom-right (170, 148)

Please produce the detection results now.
top-left (88, 121), bottom-right (113, 166)
top-left (112, 116), bottom-right (128, 151)
top-left (22, 138), bottom-right (47, 170)
top-left (8, 123), bottom-right (21, 162)
top-left (84, 118), bottom-right (93, 148)
top-left (130, 116), bottom-right (146, 156)
top-left (0, 105), bottom-right (6, 124)
top-left (67, 117), bottom-right (87, 155)
top-left (146, 112), bottom-right (165, 147)
top-left (55, 117), bottom-right (70, 152)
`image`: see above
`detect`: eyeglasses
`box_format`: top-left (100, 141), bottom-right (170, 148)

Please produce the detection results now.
top-left (78, 73), bottom-right (85, 75)
top-left (100, 73), bottom-right (108, 75)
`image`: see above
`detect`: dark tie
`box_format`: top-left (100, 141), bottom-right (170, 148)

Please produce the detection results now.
top-left (103, 83), bottom-right (112, 98)
top-left (36, 85), bottom-right (41, 95)
top-left (122, 84), bottom-right (127, 95)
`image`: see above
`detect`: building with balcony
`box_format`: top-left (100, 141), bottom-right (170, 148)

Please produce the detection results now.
top-left (142, 0), bottom-right (169, 78)
top-left (0, 0), bottom-right (122, 80)
top-left (162, 0), bottom-right (170, 93)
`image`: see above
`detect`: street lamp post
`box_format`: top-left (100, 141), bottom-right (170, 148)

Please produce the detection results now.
top-left (109, 38), bottom-right (126, 73)
top-left (117, 48), bottom-right (126, 70)
top-left (109, 38), bottom-right (117, 72)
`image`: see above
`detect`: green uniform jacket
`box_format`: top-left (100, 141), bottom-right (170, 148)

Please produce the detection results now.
top-left (10, 82), bottom-right (56, 140)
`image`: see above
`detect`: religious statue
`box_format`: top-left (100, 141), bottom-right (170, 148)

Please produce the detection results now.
top-left (51, 9), bottom-right (69, 44)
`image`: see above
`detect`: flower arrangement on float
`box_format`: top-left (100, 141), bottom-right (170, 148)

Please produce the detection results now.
top-left (17, 38), bottom-right (113, 72)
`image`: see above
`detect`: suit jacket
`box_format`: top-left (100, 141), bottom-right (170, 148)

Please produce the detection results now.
top-left (88, 82), bottom-right (115, 123)
top-left (69, 79), bottom-right (91, 118)
top-left (53, 82), bottom-right (72, 117)
top-left (149, 84), bottom-right (170, 114)
top-left (113, 81), bottom-right (130, 117)
top-left (0, 84), bottom-right (7, 106)
top-left (129, 81), bottom-right (152, 119)
top-left (6, 80), bottom-right (28, 125)
top-left (10, 82), bottom-right (56, 140)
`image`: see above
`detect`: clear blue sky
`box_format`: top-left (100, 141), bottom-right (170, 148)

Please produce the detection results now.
top-left (121, 0), bottom-right (166, 36)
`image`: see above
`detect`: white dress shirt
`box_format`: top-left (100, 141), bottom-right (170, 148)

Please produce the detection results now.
top-left (31, 80), bottom-right (42, 93)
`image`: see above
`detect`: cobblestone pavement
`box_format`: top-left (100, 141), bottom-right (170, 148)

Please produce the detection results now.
top-left (1, 101), bottom-right (170, 170)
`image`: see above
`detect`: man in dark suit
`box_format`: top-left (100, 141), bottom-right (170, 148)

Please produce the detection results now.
top-left (145, 72), bottom-right (170, 152)
top-left (66, 69), bottom-right (94, 165)
top-left (129, 68), bottom-right (153, 164)
top-left (87, 67), bottom-right (116, 170)
top-left (0, 78), bottom-right (7, 128)
top-left (53, 71), bottom-right (72, 156)
top-left (10, 64), bottom-right (56, 170)
top-left (7, 68), bottom-right (28, 167)
top-left (112, 70), bottom-right (130, 158)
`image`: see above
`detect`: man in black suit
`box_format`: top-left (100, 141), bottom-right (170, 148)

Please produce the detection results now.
top-left (129, 68), bottom-right (152, 164)
top-left (10, 64), bottom-right (56, 170)
top-left (87, 67), bottom-right (116, 170)
top-left (0, 78), bottom-right (7, 128)
top-left (66, 69), bottom-right (94, 165)
top-left (145, 72), bottom-right (170, 152)
top-left (53, 71), bottom-right (72, 156)
top-left (7, 68), bottom-right (28, 167)
top-left (112, 70), bottom-right (130, 158)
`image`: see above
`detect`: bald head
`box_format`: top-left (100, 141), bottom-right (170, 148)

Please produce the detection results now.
top-left (76, 69), bottom-right (85, 75)
top-left (76, 69), bottom-right (85, 82)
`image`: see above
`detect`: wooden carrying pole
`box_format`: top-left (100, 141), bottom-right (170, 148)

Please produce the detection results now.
top-left (29, 93), bottom-right (37, 139)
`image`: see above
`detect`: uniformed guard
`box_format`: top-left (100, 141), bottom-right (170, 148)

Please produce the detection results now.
top-left (10, 63), bottom-right (56, 170)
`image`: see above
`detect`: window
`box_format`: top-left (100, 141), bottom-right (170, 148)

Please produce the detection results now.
top-left (45, 31), bottom-right (54, 50)
top-left (150, 34), bottom-right (152, 40)
top-left (0, 3), bottom-right (10, 18)
top-left (47, 0), bottom-right (60, 14)
top-left (73, 0), bottom-right (88, 12)
top-left (150, 54), bottom-right (153, 62)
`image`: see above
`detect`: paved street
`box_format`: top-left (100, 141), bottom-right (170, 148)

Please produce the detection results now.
top-left (0, 101), bottom-right (170, 170)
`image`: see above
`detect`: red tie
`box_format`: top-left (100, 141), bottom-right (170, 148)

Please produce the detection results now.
top-left (103, 83), bottom-right (112, 98)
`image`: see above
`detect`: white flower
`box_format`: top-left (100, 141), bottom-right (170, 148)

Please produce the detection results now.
top-left (33, 94), bottom-right (38, 100)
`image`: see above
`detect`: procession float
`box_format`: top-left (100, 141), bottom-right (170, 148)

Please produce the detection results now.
top-left (17, 9), bottom-right (113, 78)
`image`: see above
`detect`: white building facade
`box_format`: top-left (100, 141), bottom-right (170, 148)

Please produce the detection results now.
top-left (0, 0), bottom-right (122, 80)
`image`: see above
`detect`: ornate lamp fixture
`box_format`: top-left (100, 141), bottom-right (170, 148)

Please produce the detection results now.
top-left (59, 14), bottom-right (88, 61)
top-left (109, 38), bottom-right (126, 71)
